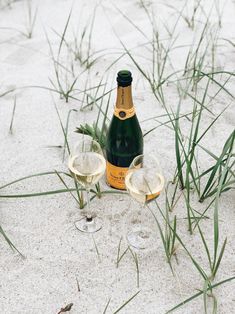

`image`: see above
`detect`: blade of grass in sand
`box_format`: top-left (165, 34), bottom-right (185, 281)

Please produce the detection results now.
top-left (57, 8), bottom-right (72, 57)
top-left (0, 225), bottom-right (24, 257)
top-left (200, 130), bottom-right (234, 201)
top-left (0, 188), bottom-right (78, 198)
top-left (63, 109), bottom-right (78, 161)
top-left (112, 290), bottom-right (140, 314)
top-left (0, 171), bottom-right (70, 190)
top-left (166, 276), bottom-right (235, 313)
top-left (92, 235), bottom-right (101, 262)
top-left (128, 247), bottom-right (140, 288)
top-left (9, 95), bottom-right (17, 134)
top-left (51, 94), bottom-right (70, 155)
top-left (54, 170), bottom-right (81, 206)
top-left (102, 298), bottom-right (111, 314)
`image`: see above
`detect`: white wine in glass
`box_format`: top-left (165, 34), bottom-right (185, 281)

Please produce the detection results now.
top-left (69, 153), bottom-right (106, 187)
top-left (125, 154), bottom-right (164, 249)
top-left (68, 138), bottom-right (106, 233)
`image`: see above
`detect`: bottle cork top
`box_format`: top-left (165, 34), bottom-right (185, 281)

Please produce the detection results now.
top-left (117, 70), bottom-right (132, 87)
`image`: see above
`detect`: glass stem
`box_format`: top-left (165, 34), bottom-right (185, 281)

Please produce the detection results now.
top-left (139, 203), bottom-right (146, 234)
top-left (86, 188), bottom-right (92, 221)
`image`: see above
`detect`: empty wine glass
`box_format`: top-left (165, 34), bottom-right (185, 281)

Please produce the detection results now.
top-left (68, 138), bottom-right (106, 233)
top-left (125, 154), bottom-right (164, 249)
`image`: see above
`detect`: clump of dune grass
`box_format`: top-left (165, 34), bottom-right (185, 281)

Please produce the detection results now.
top-left (166, 275), bottom-right (235, 313)
top-left (165, 0), bottom-right (205, 30)
top-left (47, 5), bottom-right (107, 104)
top-left (44, 8), bottom-right (95, 103)
top-left (65, 6), bottom-right (103, 70)
top-left (24, 0), bottom-right (37, 39)
top-left (0, 0), bottom-right (19, 10)
top-left (151, 186), bottom-right (230, 313)
top-left (199, 130), bottom-right (235, 202)
top-left (116, 238), bottom-right (140, 288)
top-left (53, 5), bottom-right (105, 70)
top-left (45, 12), bottom-right (81, 103)
top-left (75, 82), bottom-right (111, 150)
top-left (0, 0), bottom-right (37, 39)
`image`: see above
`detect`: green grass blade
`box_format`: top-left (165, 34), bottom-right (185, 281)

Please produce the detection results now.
top-left (213, 238), bottom-right (227, 278)
top-left (116, 237), bottom-right (122, 268)
top-left (51, 95), bottom-right (70, 155)
top-left (166, 276), bottom-right (235, 313)
top-left (117, 247), bottom-right (129, 266)
top-left (170, 216), bottom-right (177, 257)
top-left (113, 290), bottom-right (140, 314)
top-left (0, 171), bottom-right (70, 190)
top-left (92, 234), bottom-right (101, 262)
top-left (198, 226), bottom-right (212, 271)
top-left (200, 130), bottom-right (234, 201)
top-left (54, 170), bottom-right (80, 206)
top-left (0, 188), bottom-right (78, 198)
top-left (174, 101), bottom-right (184, 189)
top-left (63, 109), bottom-right (78, 161)
top-left (102, 298), bottom-right (111, 314)
top-left (9, 95), bottom-right (17, 134)
top-left (58, 8), bottom-right (72, 57)
top-left (128, 247), bottom-right (140, 288)
top-left (0, 225), bottom-right (24, 257)
top-left (200, 71), bottom-right (234, 99)
top-left (203, 279), bottom-right (209, 314)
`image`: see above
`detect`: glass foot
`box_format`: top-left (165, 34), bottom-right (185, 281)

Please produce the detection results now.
top-left (74, 216), bottom-right (102, 233)
top-left (126, 227), bottom-right (155, 250)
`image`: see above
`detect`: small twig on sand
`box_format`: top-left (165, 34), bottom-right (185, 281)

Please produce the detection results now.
top-left (92, 234), bottom-right (101, 262)
top-left (9, 95), bottom-right (17, 134)
top-left (57, 303), bottom-right (73, 314)
top-left (76, 276), bottom-right (81, 292)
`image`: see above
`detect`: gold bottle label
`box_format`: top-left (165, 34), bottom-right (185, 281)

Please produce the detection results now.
top-left (106, 161), bottom-right (162, 197)
top-left (106, 161), bottom-right (128, 190)
top-left (114, 107), bottom-right (136, 120)
top-left (114, 85), bottom-right (135, 120)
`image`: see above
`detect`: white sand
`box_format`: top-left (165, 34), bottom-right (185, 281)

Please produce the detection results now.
top-left (0, 0), bottom-right (235, 313)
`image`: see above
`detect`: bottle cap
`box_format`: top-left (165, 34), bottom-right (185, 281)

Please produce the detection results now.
top-left (117, 70), bottom-right (132, 87)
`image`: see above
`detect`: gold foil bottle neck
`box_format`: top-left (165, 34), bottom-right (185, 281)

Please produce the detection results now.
top-left (114, 85), bottom-right (135, 120)
top-left (115, 85), bottom-right (134, 109)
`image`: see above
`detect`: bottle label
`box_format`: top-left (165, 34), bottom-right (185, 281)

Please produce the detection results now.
top-left (114, 107), bottom-right (136, 120)
top-left (106, 161), bottom-right (128, 190)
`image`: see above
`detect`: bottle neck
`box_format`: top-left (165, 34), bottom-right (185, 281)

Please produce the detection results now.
top-left (114, 84), bottom-right (135, 120)
top-left (115, 85), bottom-right (134, 109)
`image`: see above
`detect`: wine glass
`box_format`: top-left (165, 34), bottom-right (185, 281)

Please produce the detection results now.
top-left (125, 154), bottom-right (164, 249)
top-left (68, 138), bottom-right (106, 233)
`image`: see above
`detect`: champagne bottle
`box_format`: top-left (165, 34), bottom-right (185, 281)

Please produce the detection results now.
top-left (106, 70), bottom-right (143, 190)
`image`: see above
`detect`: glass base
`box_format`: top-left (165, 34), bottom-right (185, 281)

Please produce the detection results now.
top-left (74, 216), bottom-right (102, 233)
top-left (126, 227), bottom-right (155, 250)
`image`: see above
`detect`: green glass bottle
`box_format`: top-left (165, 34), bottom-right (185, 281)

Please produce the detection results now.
top-left (106, 70), bottom-right (143, 190)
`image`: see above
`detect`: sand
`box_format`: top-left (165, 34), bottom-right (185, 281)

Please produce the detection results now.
top-left (0, 0), bottom-right (235, 313)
